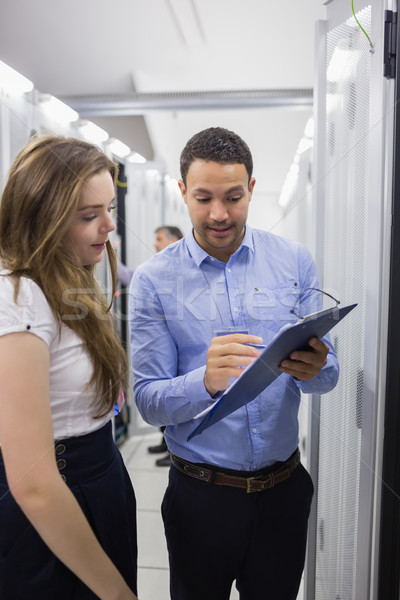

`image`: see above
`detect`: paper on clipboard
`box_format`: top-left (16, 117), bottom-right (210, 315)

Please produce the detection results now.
top-left (187, 303), bottom-right (357, 441)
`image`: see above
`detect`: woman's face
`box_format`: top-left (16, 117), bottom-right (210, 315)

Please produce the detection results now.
top-left (64, 170), bottom-right (116, 266)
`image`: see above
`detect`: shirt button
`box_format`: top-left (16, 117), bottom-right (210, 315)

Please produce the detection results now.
top-left (233, 307), bottom-right (238, 312)
top-left (252, 428), bottom-right (257, 434)
top-left (227, 268), bottom-right (232, 272)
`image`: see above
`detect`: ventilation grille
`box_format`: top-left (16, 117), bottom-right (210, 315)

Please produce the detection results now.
top-left (315, 7), bottom-right (372, 600)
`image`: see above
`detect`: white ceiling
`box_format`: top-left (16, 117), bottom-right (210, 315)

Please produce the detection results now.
top-left (0, 0), bottom-right (327, 211)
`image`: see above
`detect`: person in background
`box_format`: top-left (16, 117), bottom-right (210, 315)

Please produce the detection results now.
top-left (117, 225), bottom-right (183, 288)
top-left (0, 136), bottom-right (138, 599)
top-left (129, 127), bottom-right (339, 599)
top-left (148, 225), bottom-right (183, 467)
top-left (117, 259), bottom-right (135, 287)
top-left (153, 225), bottom-right (183, 254)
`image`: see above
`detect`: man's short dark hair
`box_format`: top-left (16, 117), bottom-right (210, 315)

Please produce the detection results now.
top-left (180, 127), bottom-right (253, 186)
top-left (155, 225), bottom-right (183, 240)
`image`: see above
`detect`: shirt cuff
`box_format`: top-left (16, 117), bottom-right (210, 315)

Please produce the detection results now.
top-left (183, 365), bottom-right (218, 407)
top-left (295, 358), bottom-right (339, 395)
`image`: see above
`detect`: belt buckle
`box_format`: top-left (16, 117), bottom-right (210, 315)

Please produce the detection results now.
top-left (246, 473), bottom-right (273, 493)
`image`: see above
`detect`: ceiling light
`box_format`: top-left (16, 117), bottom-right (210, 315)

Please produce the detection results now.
top-left (39, 94), bottom-right (79, 123)
top-left (0, 60), bottom-right (34, 94)
top-left (278, 164), bottom-right (299, 207)
top-left (78, 120), bottom-right (109, 144)
top-left (127, 152), bottom-right (146, 163)
top-left (108, 138), bottom-right (131, 158)
top-left (296, 138), bottom-right (313, 155)
top-left (304, 118), bottom-right (314, 139)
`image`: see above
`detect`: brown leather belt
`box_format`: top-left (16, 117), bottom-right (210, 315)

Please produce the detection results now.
top-left (170, 448), bottom-right (300, 494)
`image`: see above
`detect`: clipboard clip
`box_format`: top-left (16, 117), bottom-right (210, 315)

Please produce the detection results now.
top-left (290, 288), bottom-right (340, 321)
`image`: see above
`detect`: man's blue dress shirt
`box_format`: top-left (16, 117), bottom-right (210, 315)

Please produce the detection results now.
top-left (129, 226), bottom-right (339, 471)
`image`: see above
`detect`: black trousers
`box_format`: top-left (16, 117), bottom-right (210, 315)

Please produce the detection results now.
top-left (162, 457), bottom-right (314, 600)
top-left (0, 421), bottom-right (137, 599)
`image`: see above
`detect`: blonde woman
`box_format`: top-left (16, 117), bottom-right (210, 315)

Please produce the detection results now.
top-left (0, 136), bottom-right (138, 599)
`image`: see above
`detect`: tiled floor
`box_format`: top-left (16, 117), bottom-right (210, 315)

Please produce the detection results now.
top-left (120, 426), bottom-right (303, 600)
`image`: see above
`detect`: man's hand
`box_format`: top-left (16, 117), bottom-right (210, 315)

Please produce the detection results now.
top-left (279, 337), bottom-right (329, 381)
top-left (204, 333), bottom-right (263, 397)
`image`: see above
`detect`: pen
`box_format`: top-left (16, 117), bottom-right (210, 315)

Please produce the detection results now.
top-left (245, 343), bottom-right (266, 350)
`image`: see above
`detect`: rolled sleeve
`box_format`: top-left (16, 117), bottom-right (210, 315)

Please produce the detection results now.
top-left (295, 350), bottom-right (340, 395)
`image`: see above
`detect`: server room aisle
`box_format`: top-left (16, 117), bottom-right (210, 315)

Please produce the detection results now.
top-left (120, 429), bottom-right (240, 600)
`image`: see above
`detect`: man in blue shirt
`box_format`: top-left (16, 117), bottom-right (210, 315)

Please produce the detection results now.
top-left (129, 127), bottom-right (339, 600)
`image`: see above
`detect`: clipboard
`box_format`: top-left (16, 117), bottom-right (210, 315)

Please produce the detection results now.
top-left (187, 303), bottom-right (357, 441)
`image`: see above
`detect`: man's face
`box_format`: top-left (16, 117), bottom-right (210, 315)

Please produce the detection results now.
top-left (154, 230), bottom-right (175, 252)
top-left (179, 160), bottom-right (255, 263)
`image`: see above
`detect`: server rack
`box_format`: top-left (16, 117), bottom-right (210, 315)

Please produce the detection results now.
top-left (306, 1), bottom-right (393, 598)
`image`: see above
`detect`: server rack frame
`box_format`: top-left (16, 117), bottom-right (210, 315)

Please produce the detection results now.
top-left (307, 1), bottom-right (392, 598)
top-left (378, 5), bottom-right (400, 597)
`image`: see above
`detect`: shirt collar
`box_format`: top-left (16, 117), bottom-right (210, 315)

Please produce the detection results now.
top-left (184, 225), bottom-right (255, 267)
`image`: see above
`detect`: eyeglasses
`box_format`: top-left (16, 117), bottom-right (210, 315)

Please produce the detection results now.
top-left (290, 287), bottom-right (340, 321)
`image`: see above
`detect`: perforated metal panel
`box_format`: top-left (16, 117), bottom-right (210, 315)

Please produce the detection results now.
top-left (315, 7), bottom-right (371, 600)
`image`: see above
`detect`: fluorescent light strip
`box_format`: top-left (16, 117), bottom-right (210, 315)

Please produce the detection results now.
top-left (108, 139), bottom-right (131, 158)
top-left (127, 152), bottom-right (146, 163)
top-left (79, 120), bottom-right (109, 144)
top-left (0, 60), bottom-right (34, 94)
top-left (40, 94), bottom-right (79, 124)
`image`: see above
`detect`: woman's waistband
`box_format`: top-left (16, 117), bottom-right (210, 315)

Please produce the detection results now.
top-left (53, 420), bottom-right (116, 485)
top-left (0, 421), bottom-right (117, 487)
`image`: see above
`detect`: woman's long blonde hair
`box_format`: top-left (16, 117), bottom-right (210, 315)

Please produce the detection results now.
top-left (0, 135), bottom-right (129, 417)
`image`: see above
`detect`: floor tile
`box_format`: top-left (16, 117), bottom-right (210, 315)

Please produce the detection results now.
top-left (129, 469), bottom-right (168, 512)
top-left (137, 566), bottom-right (169, 600)
top-left (137, 509), bottom-right (169, 570)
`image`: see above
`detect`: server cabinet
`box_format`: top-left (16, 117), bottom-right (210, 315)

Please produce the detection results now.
top-left (307, 2), bottom-right (393, 599)
top-left (378, 4), bottom-right (400, 598)
top-left (123, 162), bottom-right (190, 274)
top-left (124, 163), bottom-right (164, 271)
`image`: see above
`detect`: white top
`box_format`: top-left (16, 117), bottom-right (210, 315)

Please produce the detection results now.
top-left (0, 272), bottom-right (112, 441)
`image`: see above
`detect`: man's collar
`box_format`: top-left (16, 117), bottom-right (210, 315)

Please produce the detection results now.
top-left (185, 226), bottom-right (254, 267)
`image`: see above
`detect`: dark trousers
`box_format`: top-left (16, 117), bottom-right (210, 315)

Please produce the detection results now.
top-left (162, 458), bottom-right (314, 600)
